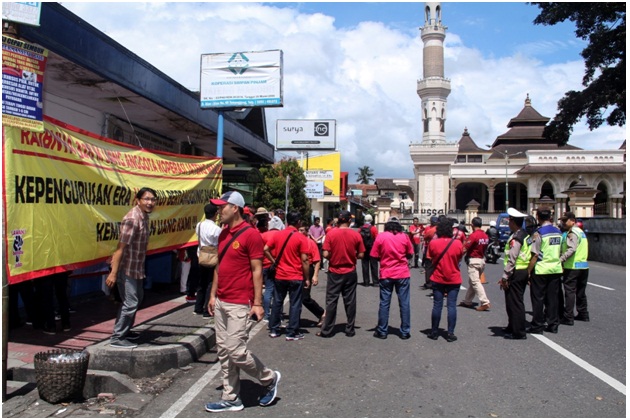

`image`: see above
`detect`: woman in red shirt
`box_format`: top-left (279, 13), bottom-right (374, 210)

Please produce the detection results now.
top-left (427, 217), bottom-right (464, 342)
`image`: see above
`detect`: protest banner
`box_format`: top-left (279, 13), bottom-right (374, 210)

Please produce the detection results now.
top-left (3, 116), bottom-right (222, 284)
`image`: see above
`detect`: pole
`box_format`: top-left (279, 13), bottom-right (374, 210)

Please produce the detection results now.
top-left (285, 175), bottom-right (289, 216)
top-left (217, 110), bottom-right (224, 159)
top-left (505, 150), bottom-right (509, 211)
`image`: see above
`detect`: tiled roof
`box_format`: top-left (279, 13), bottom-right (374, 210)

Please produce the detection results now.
top-left (375, 178), bottom-right (397, 190)
top-left (490, 95), bottom-right (555, 149)
top-left (457, 128), bottom-right (487, 153)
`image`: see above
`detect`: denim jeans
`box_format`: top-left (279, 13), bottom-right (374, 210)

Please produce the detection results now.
top-left (377, 278), bottom-right (410, 336)
top-left (112, 273), bottom-right (144, 340)
top-left (270, 280), bottom-right (303, 336)
top-left (262, 268), bottom-right (274, 321)
top-left (431, 283), bottom-right (460, 334)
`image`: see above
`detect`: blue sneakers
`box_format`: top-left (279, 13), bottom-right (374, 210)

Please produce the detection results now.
top-left (259, 371), bottom-right (281, 406)
top-left (205, 398), bottom-right (244, 412)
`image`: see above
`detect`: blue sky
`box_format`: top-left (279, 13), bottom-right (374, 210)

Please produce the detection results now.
top-left (61, 2), bottom-right (624, 179)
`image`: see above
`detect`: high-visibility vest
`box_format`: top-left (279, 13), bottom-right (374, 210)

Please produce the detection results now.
top-left (562, 226), bottom-right (589, 269)
top-left (534, 224), bottom-right (563, 275)
top-left (504, 230), bottom-right (531, 270)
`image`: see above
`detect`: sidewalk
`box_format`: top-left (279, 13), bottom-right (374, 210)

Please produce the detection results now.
top-left (5, 284), bottom-right (216, 411)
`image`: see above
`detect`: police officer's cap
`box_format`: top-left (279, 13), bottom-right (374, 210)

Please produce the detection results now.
top-left (507, 207), bottom-right (527, 218)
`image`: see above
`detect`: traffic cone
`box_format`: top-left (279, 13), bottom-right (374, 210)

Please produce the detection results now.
top-left (480, 272), bottom-right (487, 284)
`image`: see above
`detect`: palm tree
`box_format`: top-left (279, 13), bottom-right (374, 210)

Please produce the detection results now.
top-left (355, 166), bottom-right (374, 184)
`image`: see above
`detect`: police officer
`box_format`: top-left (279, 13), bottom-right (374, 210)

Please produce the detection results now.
top-left (498, 208), bottom-right (531, 340)
top-left (558, 212), bottom-right (590, 324)
top-left (526, 207), bottom-right (563, 334)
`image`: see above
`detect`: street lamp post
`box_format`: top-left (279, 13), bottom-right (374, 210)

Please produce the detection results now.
top-left (487, 146), bottom-right (521, 212)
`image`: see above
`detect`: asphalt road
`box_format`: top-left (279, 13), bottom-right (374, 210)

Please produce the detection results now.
top-left (140, 259), bottom-right (626, 418)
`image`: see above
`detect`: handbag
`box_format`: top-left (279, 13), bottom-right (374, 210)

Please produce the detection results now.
top-left (267, 232), bottom-right (295, 281)
top-left (197, 223), bottom-right (218, 267)
top-left (426, 237), bottom-right (457, 281)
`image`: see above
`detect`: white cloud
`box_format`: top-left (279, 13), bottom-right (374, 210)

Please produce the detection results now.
top-left (62, 2), bottom-right (626, 181)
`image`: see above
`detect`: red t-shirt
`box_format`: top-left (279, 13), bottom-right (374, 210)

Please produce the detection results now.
top-left (427, 237), bottom-right (464, 285)
top-left (370, 231), bottom-right (414, 280)
top-left (409, 224), bottom-right (423, 245)
top-left (322, 227), bottom-right (365, 274)
top-left (261, 229), bottom-right (280, 268)
top-left (266, 226), bottom-right (308, 281)
top-left (464, 229), bottom-right (489, 259)
top-left (423, 226), bottom-right (437, 245)
top-left (216, 221), bottom-right (264, 305)
top-left (306, 236), bottom-right (321, 265)
top-left (453, 228), bottom-right (466, 243)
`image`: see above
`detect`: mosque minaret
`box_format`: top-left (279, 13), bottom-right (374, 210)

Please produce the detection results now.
top-left (418, 2), bottom-right (451, 144)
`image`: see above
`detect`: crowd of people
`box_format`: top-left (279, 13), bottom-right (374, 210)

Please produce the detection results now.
top-left (69, 187), bottom-right (593, 412)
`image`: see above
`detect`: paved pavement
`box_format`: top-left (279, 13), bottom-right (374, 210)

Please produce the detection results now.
top-left (4, 259), bottom-right (626, 417)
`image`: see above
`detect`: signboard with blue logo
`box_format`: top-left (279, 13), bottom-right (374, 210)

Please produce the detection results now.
top-left (276, 119), bottom-right (337, 151)
top-left (200, 49), bottom-right (283, 108)
top-left (2, 2), bottom-right (42, 27)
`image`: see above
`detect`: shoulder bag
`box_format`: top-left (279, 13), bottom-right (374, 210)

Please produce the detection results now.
top-left (267, 232), bottom-right (295, 281)
top-left (197, 222), bottom-right (219, 268)
top-left (216, 225), bottom-right (251, 264)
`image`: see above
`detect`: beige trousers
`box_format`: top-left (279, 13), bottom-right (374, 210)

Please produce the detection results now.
top-left (214, 298), bottom-right (275, 400)
top-left (463, 258), bottom-right (490, 306)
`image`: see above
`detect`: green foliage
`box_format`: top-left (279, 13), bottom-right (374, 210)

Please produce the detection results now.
top-left (531, 2), bottom-right (625, 145)
top-left (254, 158), bottom-right (311, 221)
top-left (355, 165), bottom-right (374, 184)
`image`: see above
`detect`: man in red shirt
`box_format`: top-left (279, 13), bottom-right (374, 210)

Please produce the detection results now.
top-left (206, 191), bottom-right (280, 412)
top-left (264, 211), bottom-right (309, 341)
top-left (318, 210), bottom-right (365, 338)
top-left (459, 217), bottom-right (491, 312)
top-left (299, 224), bottom-right (326, 327)
top-left (408, 217), bottom-right (423, 268)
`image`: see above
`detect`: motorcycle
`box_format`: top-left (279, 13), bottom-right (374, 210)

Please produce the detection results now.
top-left (485, 242), bottom-right (501, 264)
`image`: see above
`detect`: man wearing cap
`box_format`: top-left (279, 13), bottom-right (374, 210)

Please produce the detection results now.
top-left (558, 212), bottom-right (590, 324)
top-left (318, 210), bottom-right (365, 338)
top-left (526, 207), bottom-right (563, 335)
top-left (265, 211), bottom-right (310, 341)
top-left (498, 208), bottom-right (532, 340)
top-left (206, 191), bottom-right (280, 412)
top-left (254, 207), bottom-right (269, 234)
top-left (459, 217), bottom-right (491, 312)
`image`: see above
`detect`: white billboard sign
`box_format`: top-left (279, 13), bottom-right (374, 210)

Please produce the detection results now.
top-left (305, 170), bottom-right (334, 181)
top-left (305, 181), bottom-right (324, 199)
top-left (2, 2), bottom-right (41, 27)
top-left (200, 49), bottom-right (283, 108)
top-left (276, 119), bottom-right (336, 151)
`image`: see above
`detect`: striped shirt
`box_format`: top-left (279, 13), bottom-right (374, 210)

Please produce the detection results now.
top-left (119, 205), bottom-right (150, 279)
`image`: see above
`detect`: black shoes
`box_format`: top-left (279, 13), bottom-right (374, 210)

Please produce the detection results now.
top-left (544, 326), bottom-right (558, 334)
top-left (504, 333), bottom-right (527, 340)
top-left (427, 331), bottom-right (439, 340)
top-left (526, 326), bottom-right (544, 335)
top-left (373, 331), bottom-right (387, 339)
top-left (446, 333), bottom-right (457, 342)
top-left (575, 314), bottom-right (590, 322)
top-left (345, 330), bottom-right (356, 337)
top-left (559, 318), bottom-right (574, 326)
top-left (400, 333), bottom-right (411, 340)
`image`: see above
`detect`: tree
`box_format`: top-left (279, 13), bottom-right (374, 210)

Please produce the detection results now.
top-left (254, 158), bottom-right (311, 221)
top-left (531, 2), bottom-right (625, 145)
top-left (355, 166), bottom-right (374, 184)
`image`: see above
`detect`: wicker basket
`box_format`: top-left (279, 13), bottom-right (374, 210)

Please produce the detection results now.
top-left (34, 349), bottom-right (90, 404)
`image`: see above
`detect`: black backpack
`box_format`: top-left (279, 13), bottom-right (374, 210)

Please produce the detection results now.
top-left (360, 225), bottom-right (374, 249)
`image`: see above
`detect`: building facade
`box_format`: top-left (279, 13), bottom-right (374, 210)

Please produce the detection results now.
top-left (409, 2), bottom-right (625, 220)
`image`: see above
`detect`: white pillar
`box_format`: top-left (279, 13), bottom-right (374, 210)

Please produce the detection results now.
top-left (488, 187), bottom-right (495, 212)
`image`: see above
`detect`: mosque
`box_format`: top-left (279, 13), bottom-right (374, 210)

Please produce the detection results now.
top-left (408, 2), bottom-right (625, 220)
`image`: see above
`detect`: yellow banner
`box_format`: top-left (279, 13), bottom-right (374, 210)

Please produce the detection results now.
top-left (3, 117), bottom-right (222, 284)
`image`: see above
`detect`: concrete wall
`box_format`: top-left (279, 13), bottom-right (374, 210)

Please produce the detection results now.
top-left (582, 217), bottom-right (626, 266)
